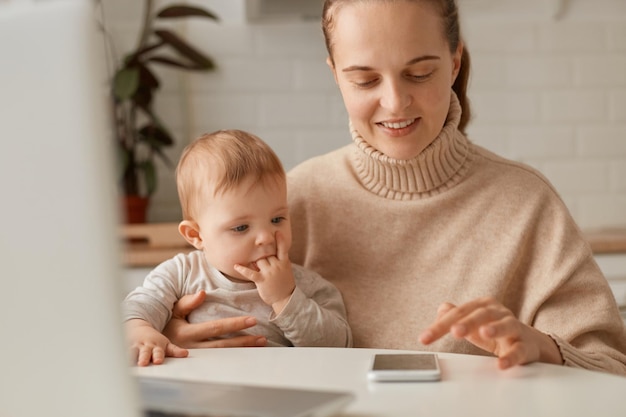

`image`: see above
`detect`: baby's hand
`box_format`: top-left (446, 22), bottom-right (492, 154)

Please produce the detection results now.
top-left (234, 231), bottom-right (295, 314)
top-left (125, 319), bottom-right (188, 366)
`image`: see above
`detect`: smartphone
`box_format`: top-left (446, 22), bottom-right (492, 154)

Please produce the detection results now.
top-left (368, 353), bottom-right (441, 382)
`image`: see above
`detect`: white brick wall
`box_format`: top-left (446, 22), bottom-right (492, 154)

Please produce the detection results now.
top-left (461, 1), bottom-right (626, 229)
top-left (104, 1), bottom-right (626, 229)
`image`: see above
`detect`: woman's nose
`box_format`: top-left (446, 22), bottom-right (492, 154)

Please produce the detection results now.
top-left (380, 79), bottom-right (411, 112)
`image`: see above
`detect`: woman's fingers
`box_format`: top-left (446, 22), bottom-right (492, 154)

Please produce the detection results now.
top-left (485, 317), bottom-right (559, 367)
top-left (495, 339), bottom-right (530, 369)
top-left (163, 315), bottom-right (262, 348)
top-left (192, 335), bottom-right (267, 349)
top-left (420, 298), bottom-right (516, 360)
top-left (436, 302), bottom-right (455, 319)
top-left (171, 290), bottom-right (207, 319)
top-left (422, 297), bottom-right (562, 369)
top-left (420, 297), bottom-right (496, 344)
top-left (449, 302), bottom-right (507, 338)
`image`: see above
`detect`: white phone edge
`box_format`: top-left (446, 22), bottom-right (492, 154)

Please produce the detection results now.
top-left (367, 353), bottom-right (442, 382)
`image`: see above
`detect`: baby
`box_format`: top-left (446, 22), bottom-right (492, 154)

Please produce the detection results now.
top-left (123, 129), bottom-right (352, 365)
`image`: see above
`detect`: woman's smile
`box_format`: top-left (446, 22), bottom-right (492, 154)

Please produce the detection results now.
top-left (377, 118), bottom-right (419, 138)
top-left (329, 0), bottom-right (461, 160)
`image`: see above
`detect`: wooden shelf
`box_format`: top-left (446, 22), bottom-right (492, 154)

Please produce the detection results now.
top-left (120, 223), bottom-right (626, 267)
top-left (584, 228), bottom-right (626, 255)
top-left (121, 222), bottom-right (193, 267)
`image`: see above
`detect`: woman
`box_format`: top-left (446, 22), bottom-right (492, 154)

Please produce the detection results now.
top-left (162, 0), bottom-right (626, 375)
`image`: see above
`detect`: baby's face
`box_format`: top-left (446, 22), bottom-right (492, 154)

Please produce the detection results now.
top-left (194, 176), bottom-right (292, 281)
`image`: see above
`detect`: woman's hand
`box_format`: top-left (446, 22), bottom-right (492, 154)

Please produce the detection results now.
top-left (418, 297), bottom-right (563, 369)
top-left (162, 290), bottom-right (267, 348)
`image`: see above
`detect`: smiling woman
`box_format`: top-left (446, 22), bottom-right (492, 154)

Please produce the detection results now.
top-left (139, 0), bottom-right (626, 377)
top-left (100, 0), bottom-right (626, 227)
top-left (325, 0), bottom-right (463, 160)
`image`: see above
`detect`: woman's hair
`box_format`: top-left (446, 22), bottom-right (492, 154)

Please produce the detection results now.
top-left (322, 0), bottom-right (471, 133)
top-left (176, 129), bottom-right (285, 220)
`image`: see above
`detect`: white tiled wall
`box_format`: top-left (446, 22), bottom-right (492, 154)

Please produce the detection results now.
top-left (103, 1), bottom-right (626, 228)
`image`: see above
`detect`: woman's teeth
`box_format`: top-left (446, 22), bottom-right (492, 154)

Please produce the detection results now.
top-left (380, 119), bottom-right (415, 129)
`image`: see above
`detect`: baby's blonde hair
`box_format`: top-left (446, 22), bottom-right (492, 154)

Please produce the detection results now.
top-left (176, 129), bottom-right (285, 220)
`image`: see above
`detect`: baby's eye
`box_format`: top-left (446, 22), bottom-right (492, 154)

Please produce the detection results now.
top-left (231, 225), bottom-right (248, 233)
top-left (271, 216), bottom-right (286, 224)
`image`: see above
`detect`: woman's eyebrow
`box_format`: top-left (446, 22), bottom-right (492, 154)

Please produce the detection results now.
top-left (406, 55), bottom-right (440, 65)
top-left (342, 55), bottom-right (441, 73)
top-left (342, 65), bottom-right (374, 73)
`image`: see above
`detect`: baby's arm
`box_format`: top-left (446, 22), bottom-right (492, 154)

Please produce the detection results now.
top-left (272, 270), bottom-right (353, 348)
top-left (125, 318), bottom-right (188, 366)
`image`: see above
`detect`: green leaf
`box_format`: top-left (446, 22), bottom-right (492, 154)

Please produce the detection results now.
top-left (133, 41), bottom-right (165, 61)
top-left (157, 5), bottom-right (219, 21)
top-left (132, 85), bottom-right (155, 112)
top-left (141, 161), bottom-right (157, 196)
top-left (117, 147), bottom-right (130, 180)
top-left (154, 29), bottom-right (213, 70)
top-left (113, 67), bottom-right (140, 100)
top-left (147, 55), bottom-right (215, 71)
top-left (137, 63), bottom-right (160, 89)
top-left (153, 145), bottom-right (174, 169)
top-left (138, 124), bottom-right (174, 147)
top-left (128, 65), bottom-right (160, 111)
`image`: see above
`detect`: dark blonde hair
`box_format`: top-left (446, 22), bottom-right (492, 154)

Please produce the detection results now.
top-left (176, 129), bottom-right (285, 220)
top-left (322, 0), bottom-right (471, 133)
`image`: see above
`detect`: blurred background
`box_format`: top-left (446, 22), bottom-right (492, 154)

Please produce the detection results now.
top-left (101, 0), bottom-right (626, 230)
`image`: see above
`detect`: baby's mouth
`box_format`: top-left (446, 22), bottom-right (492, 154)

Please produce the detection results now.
top-left (249, 254), bottom-right (275, 271)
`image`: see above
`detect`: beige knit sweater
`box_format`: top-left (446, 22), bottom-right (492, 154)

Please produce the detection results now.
top-left (287, 92), bottom-right (626, 375)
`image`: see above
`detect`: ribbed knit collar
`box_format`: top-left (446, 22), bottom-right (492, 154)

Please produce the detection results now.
top-left (350, 91), bottom-right (472, 200)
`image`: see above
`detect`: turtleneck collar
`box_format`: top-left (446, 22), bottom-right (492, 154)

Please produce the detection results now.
top-left (349, 91), bottom-right (472, 200)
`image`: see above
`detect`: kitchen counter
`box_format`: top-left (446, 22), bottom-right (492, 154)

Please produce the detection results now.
top-left (120, 223), bottom-right (626, 323)
top-left (583, 227), bottom-right (626, 254)
top-left (121, 222), bottom-right (193, 267)
top-left (121, 223), bottom-right (626, 267)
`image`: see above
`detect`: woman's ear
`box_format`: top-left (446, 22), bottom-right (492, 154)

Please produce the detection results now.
top-left (179, 220), bottom-right (203, 250)
top-left (451, 41), bottom-right (463, 84)
top-left (326, 56), bottom-right (339, 85)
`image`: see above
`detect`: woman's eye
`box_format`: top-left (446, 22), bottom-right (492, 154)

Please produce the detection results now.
top-left (409, 71), bottom-right (433, 82)
top-left (231, 225), bottom-right (248, 233)
top-left (271, 216), bottom-right (286, 224)
top-left (353, 78), bottom-right (378, 88)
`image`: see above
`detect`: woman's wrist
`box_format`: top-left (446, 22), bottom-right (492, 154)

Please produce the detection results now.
top-left (537, 330), bottom-right (564, 365)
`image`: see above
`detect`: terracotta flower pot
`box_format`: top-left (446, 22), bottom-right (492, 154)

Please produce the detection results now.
top-left (123, 195), bottom-right (149, 224)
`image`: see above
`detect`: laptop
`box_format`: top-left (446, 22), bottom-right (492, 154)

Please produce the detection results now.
top-left (139, 377), bottom-right (354, 417)
top-left (0, 2), bottom-right (353, 417)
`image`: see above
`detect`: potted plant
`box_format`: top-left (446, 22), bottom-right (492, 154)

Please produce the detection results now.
top-left (99, 0), bottom-right (219, 223)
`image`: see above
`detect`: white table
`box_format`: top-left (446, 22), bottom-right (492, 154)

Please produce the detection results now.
top-left (134, 347), bottom-right (626, 417)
